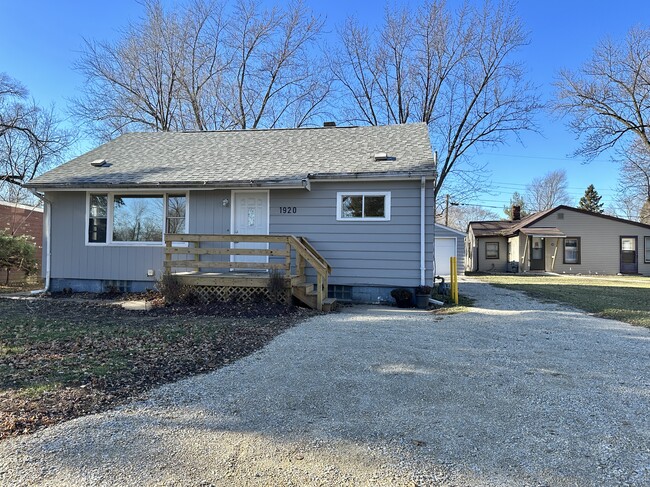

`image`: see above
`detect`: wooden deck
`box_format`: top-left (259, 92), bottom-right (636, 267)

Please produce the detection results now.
top-left (164, 234), bottom-right (335, 311)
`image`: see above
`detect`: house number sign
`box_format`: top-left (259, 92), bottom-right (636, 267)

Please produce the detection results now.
top-left (279, 206), bottom-right (297, 214)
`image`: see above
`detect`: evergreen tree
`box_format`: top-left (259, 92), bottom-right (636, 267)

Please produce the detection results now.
top-left (578, 184), bottom-right (604, 213)
top-left (503, 192), bottom-right (528, 219)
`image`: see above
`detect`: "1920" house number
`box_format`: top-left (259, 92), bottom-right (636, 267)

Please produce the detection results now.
top-left (279, 206), bottom-right (297, 214)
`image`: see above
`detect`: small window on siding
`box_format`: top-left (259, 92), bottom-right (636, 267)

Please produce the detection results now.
top-left (564, 237), bottom-right (581, 264)
top-left (166, 194), bottom-right (187, 234)
top-left (485, 242), bottom-right (499, 259)
top-left (88, 194), bottom-right (108, 243)
top-left (337, 192), bottom-right (390, 221)
top-left (645, 236), bottom-right (650, 263)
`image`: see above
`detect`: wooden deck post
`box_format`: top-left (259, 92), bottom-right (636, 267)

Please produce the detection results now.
top-left (285, 242), bottom-right (292, 278)
top-left (317, 274), bottom-right (323, 311)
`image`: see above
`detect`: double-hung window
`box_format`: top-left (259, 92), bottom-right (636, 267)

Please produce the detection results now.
top-left (336, 192), bottom-right (391, 221)
top-left (645, 236), bottom-right (650, 264)
top-left (563, 237), bottom-right (581, 264)
top-left (485, 242), bottom-right (499, 259)
top-left (87, 193), bottom-right (187, 245)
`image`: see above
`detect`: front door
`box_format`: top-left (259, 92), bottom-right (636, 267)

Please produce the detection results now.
top-left (620, 236), bottom-right (638, 274)
top-left (232, 191), bottom-right (269, 266)
top-left (530, 237), bottom-right (545, 271)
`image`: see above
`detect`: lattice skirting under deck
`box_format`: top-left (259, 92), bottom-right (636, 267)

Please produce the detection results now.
top-left (190, 285), bottom-right (291, 305)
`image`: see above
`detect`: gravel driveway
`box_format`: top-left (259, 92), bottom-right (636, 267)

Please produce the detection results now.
top-left (1, 279), bottom-right (649, 486)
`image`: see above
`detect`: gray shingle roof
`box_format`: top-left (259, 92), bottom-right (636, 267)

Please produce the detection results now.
top-left (27, 124), bottom-right (435, 189)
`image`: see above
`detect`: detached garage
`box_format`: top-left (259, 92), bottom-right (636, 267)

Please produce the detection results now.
top-left (434, 223), bottom-right (466, 276)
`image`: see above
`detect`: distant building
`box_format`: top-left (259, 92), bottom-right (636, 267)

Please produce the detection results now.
top-left (0, 201), bottom-right (43, 283)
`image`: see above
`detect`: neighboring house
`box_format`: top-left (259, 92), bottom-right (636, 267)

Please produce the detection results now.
top-left (466, 205), bottom-right (650, 275)
top-left (25, 124), bottom-right (438, 304)
top-left (0, 200), bottom-right (43, 282)
top-left (434, 223), bottom-right (465, 276)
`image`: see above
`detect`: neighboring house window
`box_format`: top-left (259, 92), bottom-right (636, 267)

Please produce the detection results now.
top-left (87, 193), bottom-right (187, 245)
top-left (564, 237), bottom-right (581, 264)
top-left (336, 192), bottom-right (391, 221)
top-left (88, 194), bottom-right (108, 243)
top-left (645, 237), bottom-right (650, 264)
top-left (485, 242), bottom-right (499, 259)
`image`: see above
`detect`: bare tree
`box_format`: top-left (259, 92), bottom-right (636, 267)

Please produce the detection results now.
top-left (556, 26), bottom-right (650, 160)
top-left (72, 0), bottom-right (331, 139)
top-left (445, 204), bottom-right (500, 232)
top-left (0, 73), bottom-right (71, 193)
top-left (608, 190), bottom-right (640, 221)
top-left (525, 169), bottom-right (571, 212)
top-left (330, 0), bottom-right (540, 199)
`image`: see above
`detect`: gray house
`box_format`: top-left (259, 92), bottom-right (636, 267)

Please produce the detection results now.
top-left (26, 123), bottom-right (438, 306)
top-left (466, 205), bottom-right (650, 275)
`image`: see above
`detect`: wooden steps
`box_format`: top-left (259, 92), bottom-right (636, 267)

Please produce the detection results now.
top-left (291, 280), bottom-right (337, 312)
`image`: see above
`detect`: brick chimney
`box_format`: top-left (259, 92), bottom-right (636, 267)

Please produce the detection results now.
top-left (512, 205), bottom-right (521, 221)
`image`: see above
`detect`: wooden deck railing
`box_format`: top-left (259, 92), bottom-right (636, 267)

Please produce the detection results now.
top-left (163, 234), bottom-right (332, 310)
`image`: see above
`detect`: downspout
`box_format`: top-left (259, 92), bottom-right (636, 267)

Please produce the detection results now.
top-left (420, 176), bottom-right (426, 286)
top-left (26, 189), bottom-right (51, 295)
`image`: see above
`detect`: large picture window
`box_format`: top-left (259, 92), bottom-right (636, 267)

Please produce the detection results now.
top-left (336, 192), bottom-right (391, 221)
top-left (564, 237), bottom-right (581, 264)
top-left (86, 193), bottom-right (187, 245)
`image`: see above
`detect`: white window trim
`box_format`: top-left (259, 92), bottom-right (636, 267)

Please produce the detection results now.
top-left (645, 236), bottom-right (650, 264)
top-left (85, 191), bottom-right (189, 247)
top-left (336, 191), bottom-right (391, 221)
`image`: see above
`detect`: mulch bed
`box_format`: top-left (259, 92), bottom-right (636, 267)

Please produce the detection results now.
top-left (0, 294), bottom-right (314, 440)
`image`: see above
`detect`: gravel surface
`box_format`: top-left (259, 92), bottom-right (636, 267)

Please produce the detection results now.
top-left (1, 278), bottom-right (649, 486)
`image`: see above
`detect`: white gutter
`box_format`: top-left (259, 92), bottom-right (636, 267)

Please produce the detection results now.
top-left (26, 189), bottom-right (51, 295)
top-left (420, 176), bottom-right (426, 286)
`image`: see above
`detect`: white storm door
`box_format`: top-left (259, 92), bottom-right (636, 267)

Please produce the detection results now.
top-left (231, 191), bottom-right (269, 266)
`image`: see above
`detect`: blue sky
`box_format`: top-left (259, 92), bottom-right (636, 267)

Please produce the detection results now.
top-left (2, 0), bottom-right (649, 214)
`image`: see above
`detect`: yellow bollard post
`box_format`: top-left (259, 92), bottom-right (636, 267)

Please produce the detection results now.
top-left (451, 256), bottom-right (459, 305)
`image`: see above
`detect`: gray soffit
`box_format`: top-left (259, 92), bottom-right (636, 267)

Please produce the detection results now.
top-left (27, 124), bottom-right (435, 189)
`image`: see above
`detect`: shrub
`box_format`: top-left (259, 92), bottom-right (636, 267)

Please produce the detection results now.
top-left (0, 231), bottom-right (38, 284)
top-left (415, 285), bottom-right (432, 295)
top-left (267, 269), bottom-right (286, 303)
top-left (390, 288), bottom-right (411, 300)
top-left (156, 273), bottom-right (188, 304)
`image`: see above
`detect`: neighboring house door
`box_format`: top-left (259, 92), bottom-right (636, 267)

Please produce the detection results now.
top-left (231, 191), bottom-right (269, 267)
top-left (435, 237), bottom-right (456, 276)
top-left (620, 236), bottom-right (638, 274)
top-left (530, 237), bottom-right (545, 271)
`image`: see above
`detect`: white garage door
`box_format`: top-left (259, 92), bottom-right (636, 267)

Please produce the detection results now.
top-left (435, 237), bottom-right (456, 276)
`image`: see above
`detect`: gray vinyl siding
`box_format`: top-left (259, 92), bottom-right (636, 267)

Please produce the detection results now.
top-left (46, 181), bottom-right (434, 288)
top-left (475, 236), bottom-right (509, 272)
top-left (46, 192), bottom-right (164, 282)
top-left (531, 209), bottom-right (650, 275)
top-left (270, 180), bottom-right (434, 287)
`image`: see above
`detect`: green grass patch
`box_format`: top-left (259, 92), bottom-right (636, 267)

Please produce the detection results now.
top-left (474, 274), bottom-right (650, 328)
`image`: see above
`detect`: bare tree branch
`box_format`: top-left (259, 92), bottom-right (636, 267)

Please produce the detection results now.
top-left (330, 0), bottom-right (540, 200)
top-left (556, 26), bottom-right (650, 159)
